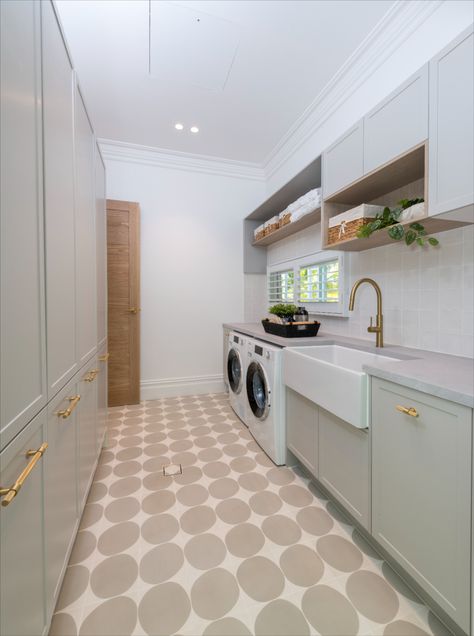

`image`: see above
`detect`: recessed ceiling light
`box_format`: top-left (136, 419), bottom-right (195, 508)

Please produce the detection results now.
top-left (190, 126), bottom-right (199, 134)
top-left (174, 123), bottom-right (184, 130)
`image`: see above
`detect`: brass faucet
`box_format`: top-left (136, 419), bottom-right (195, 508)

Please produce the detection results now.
top-left (349, 278), bottom-right (384, 347)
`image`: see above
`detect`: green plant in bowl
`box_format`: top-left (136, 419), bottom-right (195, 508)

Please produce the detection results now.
top-left (268, 304), bottom-right (298, 321)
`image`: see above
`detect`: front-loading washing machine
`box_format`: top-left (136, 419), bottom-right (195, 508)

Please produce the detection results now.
top-left (245, 337), bottom-right (286, 465)
top-left (225, 331), bottom-right (248, 423)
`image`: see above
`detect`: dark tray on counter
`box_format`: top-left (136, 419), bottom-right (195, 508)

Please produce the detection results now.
top-left (261, 319), bottom-right (321, 338)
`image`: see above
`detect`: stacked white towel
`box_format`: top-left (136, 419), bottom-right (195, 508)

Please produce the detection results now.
top-left (283, 187), bottom-right (321, 222)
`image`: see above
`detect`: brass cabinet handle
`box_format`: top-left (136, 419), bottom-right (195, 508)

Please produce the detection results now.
top-left (396, 405), bottom-right (419, 418)
top-left (98, 353), bottom-right (110, 362)
top-left (84, 369), bottom-right (99, 382)
top-left (57, 395), bottom-right (81, 418)
top-left (0, 442), bottom-right (48, 507)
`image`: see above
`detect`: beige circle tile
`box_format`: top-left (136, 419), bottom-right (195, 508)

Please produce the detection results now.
top-left (176, 483), bottom-right (208, 506)
top-left (121, 425), bottom-right (143, 436)
top-left (296, 506), bottom-right (334, 536)
top-left (246, 440), bottom-right (261, 453)
top-left (90, 554), bottom-right (138, 598)
top-left (280, 545), bottom-right (324, 587)
top-left (238, 472), bottom-right (269, 492)
top-left (212, 422), bottom-right (233, 433)
top-left (56, 565), bottom-right (89, 611)
top-left (180, 505), bottom-right (216, 535)
top-left (202, 408), bottom-right (221, 416)
top-left (188, 417), bottom-right (207, 427)
top-left (142, 472), bottom-right (173, 491)
top-left (239, 429), bottom-right (253, 441)
top-left (279, 484), bottom-right (313, 507)
top-left (191, 425), bottom-right (212, 436)
top-left (140, 543), bottom-right (184, 584)
top-left (142, 490), bottom-right (176, 515)
top-left (69, 531), bottom-right (97, 565)
top-left (109, 476), bottom-right (141, 499)
top-left (167, 428), bottom-right (188, 440)
top-left (113, 460), bottom-right (141, 477)
top-left (346, 570), bottom-right (399, 623)
top-left (80, 596), bottom-right (137, 636)
top-left (184, 533), bottom-right (226, 570)
top-left (144, 419), bottom-right (165, 430)
top-left (139, 582), bottom-right (190, 636)
top-left (230, 456), bottom-right (257, 473)
top-left (141, 513), bottom-right (179, 545)
top-left (317, 534), bottom-right (363, 572)
top-left (184, 410), bottom-right (204, 418)
top-left (87, 482), bottom-right (108, 504)
top-left (208, 415), bottom-right (228, 424)
top-left (49, 612), bottom-right (77, 636)
top-left (302, 585), bottom-right (359, 636)
top-left (108, 410), bottom-right (123, 420)
top-left (174, 465), bottom-right (203, 485)
top-left (249, 491), bottom-right (282, 516)
top-left (94, 464), bottom-right (112, 480)
top-left (209, 477), bottom-right (239, 499)
top-left (225, 523), bottom-right (265, 557)
top-left (99, 450), bottom-right (115, 464)
top-left (172, 451), bottom-right (197, 466)
top-left (97, 521), bottom-right (140, 556)
top-left (237, 556), bottom-right (285, 602)
top-left (255, 452), bottom-right (274, 467)
top-left (118, 435), bottom-right (142, 448)
top-left (216, 498), bottom-right (251, 525)
top-left (194, 435), bottom-right (217, 449)
top-left (116, 447), bottom-right (143, 462)
top-left (262, 515), bottom-right (302, 546)
top-left (203, 617), bottom-right (251, 636)
top-left (217, 432), bottom-right (239, 444)
top-left (143, 443), bottom-right (169, 458)
top-left (105, 497), bottom-right (140, 523)
top-left (198, 447), bottom-right (223, 462)
top-left (223, 443), bottom-right (247, 457)
top-left (144, 432), bottom-right (166, 444)
top-left (80, 503), bottom-right (103, 529)
top-left (203, 461), bottom-right (230, 479)
top-left (384, 620), bottom-right (430, 636)
top-left (255, 599), bottom-right (310, 636)
top-left (165, 412), bottom-right (186, 421)
top-left (266, 467), bottom-right (295, 485)
top-left (191, 568), bottom-right (239, 620)
top-left (142, 457), bottom-right (170, 473)
top-left (169, 439), bottom-right (193, 452)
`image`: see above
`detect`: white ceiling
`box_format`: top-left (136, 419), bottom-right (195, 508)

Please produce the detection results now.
top-left (56, 0), bottom-right (396, 164)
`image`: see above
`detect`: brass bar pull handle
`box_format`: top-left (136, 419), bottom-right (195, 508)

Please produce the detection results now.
top-left (57, 395), bottom-right (81, 418)
top-left (0, 442), bottom-right (48, 507)
top-left (84, 369), bottom-right (99, 382)
top-left (98, 353), bottom-right (110, 362)
top-left (396, 405), bottom-right (419, 418)
top-left (129, 307), bottom-right (139, 315)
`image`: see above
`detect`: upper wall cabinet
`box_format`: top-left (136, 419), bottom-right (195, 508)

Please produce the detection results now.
top-left (322, 121), bottom-right (363, 199)
top-left (75, 87), bottom-right (98, 366)
top-left (429, 25), bottom-right (474, 218)
top-left (95, 146), bottom-right (107, 347)
top-left (0, 0), bottom-right (47, 447)
top-left (364, 65), bottom-right (428, 174)
top-left (42, 0), bottom-right (78, 398)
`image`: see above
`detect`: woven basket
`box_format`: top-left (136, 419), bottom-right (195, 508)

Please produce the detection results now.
top-left (267, 216), bottom-right (279, 235)
top-left (327, 217), bottom-right (374, 244)
top-left (279, 211), bottom-right (292, 227)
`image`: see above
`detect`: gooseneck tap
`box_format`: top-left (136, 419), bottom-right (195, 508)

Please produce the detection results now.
top-left (349, 278), bottom-right (384, 347)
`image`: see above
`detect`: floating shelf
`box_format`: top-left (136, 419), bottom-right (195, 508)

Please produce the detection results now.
top-left (252, 208), bottom-right (321, 247)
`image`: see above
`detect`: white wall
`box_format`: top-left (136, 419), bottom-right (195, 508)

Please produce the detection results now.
top-left (104, 155), bottom-right (265, 398)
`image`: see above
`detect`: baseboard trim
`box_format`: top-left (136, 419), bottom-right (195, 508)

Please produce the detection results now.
top-left (141, 374), bottom-right (226, 400)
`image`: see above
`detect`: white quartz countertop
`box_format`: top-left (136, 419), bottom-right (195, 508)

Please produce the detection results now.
top-left (223, 322), bottom-right (474, 408)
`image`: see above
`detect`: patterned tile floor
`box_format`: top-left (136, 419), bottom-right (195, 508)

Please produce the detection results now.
top-left (49, 394), bottom-right (451, 636)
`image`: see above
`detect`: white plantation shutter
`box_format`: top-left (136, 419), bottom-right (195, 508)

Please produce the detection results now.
top-left (268, 269), bottom-right (295, 303)
top-left (298, 259), bottom-right (339, 303)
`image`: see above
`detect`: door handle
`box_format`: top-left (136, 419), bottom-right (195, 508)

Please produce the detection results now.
top-left (129, 307), bottom-right (140, 314)
top-left (56, 395), bottom-right (81, 418)
top-left (0, 443), bottom-right (48, 507)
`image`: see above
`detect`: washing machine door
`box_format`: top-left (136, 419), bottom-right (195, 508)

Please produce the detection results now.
top-left (246, 361), bottom-right (270, 420)
top-left (227, 347), bottom-right (243, 394)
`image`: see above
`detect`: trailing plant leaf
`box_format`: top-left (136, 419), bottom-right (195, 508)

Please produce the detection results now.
top-left (428, 237), bottom-right (440, 246)
top-left (388, 224), bottom-right (404, 240)
top-left (405, 229), bottom-right (417, 245)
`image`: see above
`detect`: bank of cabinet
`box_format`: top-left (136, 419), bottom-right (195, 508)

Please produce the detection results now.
top-left (77, 359), bottom-right (99, 510)
top-left (42, 0), bottom-right (78, 397)
top-left (0, 410), bottom-right (48, 636)
top-left (364, 65), bottom-right (428, 174)
top-left (0, 0), bottom-right (47, 448)
top-left (429, 25), bottom-right (474, 217)
top-left (323, 120), bottom-right (363, 198)
top-left (96, 147), bottom-right (107, 347)
top-left (97, 344), bottom-right (109, 454)
top-left (318, 408), bottom-right (370, 530)
top-left (372, 378), bottom-right (471, 633)
top-left (75, 88), bottom-right (98, 366)
top-left (286, 388), bottom-right (318, 476)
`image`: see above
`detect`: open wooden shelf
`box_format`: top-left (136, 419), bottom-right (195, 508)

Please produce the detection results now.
top-left (252, 207), bottom-right (321, 247)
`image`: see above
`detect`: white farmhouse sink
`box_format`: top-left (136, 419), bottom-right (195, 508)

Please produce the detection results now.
top-left (283, 345), bottom-right (402, 428)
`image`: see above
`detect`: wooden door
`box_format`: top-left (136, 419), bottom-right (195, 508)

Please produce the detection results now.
top-left (107, 200), bottom-right (140, 406)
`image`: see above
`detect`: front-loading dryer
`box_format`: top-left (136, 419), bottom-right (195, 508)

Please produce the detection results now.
top-left (245, 338), bottom-right (286, 465)
top-left (226, 331), bottom-right (248, 423)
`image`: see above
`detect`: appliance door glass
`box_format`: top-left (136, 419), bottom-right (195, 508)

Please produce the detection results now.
top-left (246, 361), bottom-right (270, 420)
top-left (227, 348), bottom-right (243, 394)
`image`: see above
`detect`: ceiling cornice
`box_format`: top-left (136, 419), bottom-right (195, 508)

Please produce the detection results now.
top-left (98, 138), bottom-right (266, 181)
top-left (262, 0), bottom-right (443, 179)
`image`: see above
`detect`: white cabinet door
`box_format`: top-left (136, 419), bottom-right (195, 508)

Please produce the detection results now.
top-left (42, 0), bottom-right (78, 398)
top-left (286, 388), bottom-right (318, 477)
top-left (322, 120), bottom-right (363, 199)
top-left (0, 409), bottom-right (47, 636)
top-left (0, 0), bottom-right (47, 450)
top-left (96, 145), bottom-right (107, 347)
top-left (75, 88), bottom-right (97, 365)
top-left (429, 26), bottom-right (474, 217)
top-left (364, 65), bottom-right (428, 174)
top-left (77, 359), bottom-right (99, 512)
top-left (372, 378), bottom-right (471, 633)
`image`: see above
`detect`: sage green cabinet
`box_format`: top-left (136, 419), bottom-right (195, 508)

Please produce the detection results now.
top-left (322, 120), bottom-right (364, 198)
top-left (96, 343), bottom-right (108, 454)
top-left (96, 146), bottom-right (107, 348)
top-left (0, 409), bottom-right (47, 636)
top-left (372, 378), bottom-right (471, 633)
top-left (77, 360), bottom-right (99, 510)
top-left (318, 408), bottom-right (370, 530)
top-left (286, 388), bottom-right (318, 476)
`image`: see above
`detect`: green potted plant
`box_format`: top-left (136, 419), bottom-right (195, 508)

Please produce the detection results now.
top-left (268, 303), bottom-right (298, 323)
